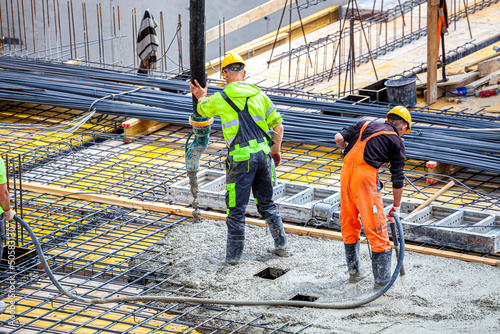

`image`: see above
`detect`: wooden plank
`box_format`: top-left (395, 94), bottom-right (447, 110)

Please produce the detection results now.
top-left (426, 161), bottom-right (463, 184)
top-left (445, 36), bottom-right (500, 75)
top-left (464, 52), bottom-right (500, 72)
top-left (12, 180), bottom-right (500, 266)
top-left (478, 56), bottom-right (500, 77)
top-left (426, 0), bottom-right (439, 104)
top-left (416, 71), bottom-right (478, 87)
top-left (490, 73), bottom-right (500, 85)
top-left (412, 181), bottom-right (455, 213)
top-left (465, 69), bottom-right (500, 90)
top-left (205, 0), bottom-right (285, 44)
top-left (206, 5), bottom-right (339, 75)
top-left (484, 104), bottom-right (500, 113)
top-left (122, 118), bottom-right (167, 136)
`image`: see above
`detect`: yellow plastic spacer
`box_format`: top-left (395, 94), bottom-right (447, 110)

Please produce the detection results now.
top-left (189, 116), bottom-right (214, 127)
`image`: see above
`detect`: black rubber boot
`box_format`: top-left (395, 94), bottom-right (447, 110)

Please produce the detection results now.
top-left (225, 230), bottom-right (245, 265)
top-left (344, 241), bottom-right (365, 283)
top-left (372, 249), bottom-right (393, 288)
top-left (267, 215), bottom-right (290, 257)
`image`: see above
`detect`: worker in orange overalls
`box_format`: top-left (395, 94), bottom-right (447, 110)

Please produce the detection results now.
top-left (334, 106), bottom-right (411, 288)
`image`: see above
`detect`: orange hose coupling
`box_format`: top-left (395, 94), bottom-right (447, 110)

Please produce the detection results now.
top-left (189, 116), bottom-right (214, 127)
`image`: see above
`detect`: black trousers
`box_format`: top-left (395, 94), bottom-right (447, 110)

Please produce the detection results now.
top-left (225, 150), bottom-right (279, 233)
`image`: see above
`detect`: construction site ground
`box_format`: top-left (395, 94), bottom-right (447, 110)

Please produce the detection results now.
top-left (140, 219), bottom-right (500, 334)
top-left (0, 104), bottom-right (499, 333)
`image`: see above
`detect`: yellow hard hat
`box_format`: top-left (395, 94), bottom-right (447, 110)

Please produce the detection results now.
top-left (386, 106), bottom-right (411, 134)
top-left (221, 52), bottom-right (246, 74)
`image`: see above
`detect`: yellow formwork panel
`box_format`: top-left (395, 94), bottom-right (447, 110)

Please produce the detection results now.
top-left (21, 210), bottom-right (164, 270)
top-left (8, 297), bottom-right (201, 334)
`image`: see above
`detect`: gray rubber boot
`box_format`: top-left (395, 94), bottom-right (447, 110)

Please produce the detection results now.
top-left (267, 215), bottom-right (290, 257)
top-left (372, 249), bottom-right (393, 288)
top-left (344, 241), bottom-right (365, 283)
top-left (225, 230), bottom-right (245, 265)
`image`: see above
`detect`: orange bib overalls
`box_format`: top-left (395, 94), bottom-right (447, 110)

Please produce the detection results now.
top-left (340, 121), bottom-right (396, 253)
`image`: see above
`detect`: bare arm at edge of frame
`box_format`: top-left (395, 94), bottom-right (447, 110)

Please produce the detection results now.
top-left (270, 123), bottom-right (284, 167)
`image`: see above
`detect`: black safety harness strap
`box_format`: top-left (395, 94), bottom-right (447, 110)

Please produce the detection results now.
top-left (220, 91), bottom-right (274, 148)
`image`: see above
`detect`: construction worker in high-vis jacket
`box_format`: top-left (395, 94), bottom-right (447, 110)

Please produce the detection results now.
top-left (0, 157), bottom-right (16, 314)
top-left (334, 106), bottom-right (411, 288)
top-left (190, 52), bottom-right (289, 264)
top-left (0, 157), bottom-right (16, 261)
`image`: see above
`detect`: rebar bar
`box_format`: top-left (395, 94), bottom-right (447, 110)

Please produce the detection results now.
top-left (0, 59), bottom-right (500, 175)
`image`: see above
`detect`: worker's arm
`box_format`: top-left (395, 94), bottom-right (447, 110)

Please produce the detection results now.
top-left (334, 133), bottom-right (346, 150)
top-left (389, 142), bottom-right (406, 190)
top-left (0, 183), bottom-right (15, 221)
top-left (263, 96), bottom-right (284, 166)
top-left (0, 183), bottom-right (10, 213)
top-left (265, 99), bottom-right (283, 130)
top-left (270, 123), bottom-right (284, 167)
top-left (189, 80), bottom-right (219, 117)
top-left (335, 122), bottom-right (361, 152)
top-left (393, 187), bottom-right (403, 207)
top-left (387, 186), bottom-right (403, 221)
top-left (387, 140), bottom-right (406, 220)
top-left (189, 80), bottom-right (207, 99)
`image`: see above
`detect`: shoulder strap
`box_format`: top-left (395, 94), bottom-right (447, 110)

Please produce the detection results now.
top-left (364, 131), bottom-right (399, 142)
top-left (358, 121), bottom-right (370, 142)
top-left (359, 121), bottom-right (399, 143)
top-left (221, 90), bottom-right (274, 147)
top-left (220, 91), bottom-right (242, 113)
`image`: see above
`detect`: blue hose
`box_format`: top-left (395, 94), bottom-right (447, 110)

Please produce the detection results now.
top-left (184, 114), bottom-right (211, 172)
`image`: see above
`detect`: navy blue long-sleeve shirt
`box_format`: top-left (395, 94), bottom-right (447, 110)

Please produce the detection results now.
top-left (340, 121), bottom-right (406, 189)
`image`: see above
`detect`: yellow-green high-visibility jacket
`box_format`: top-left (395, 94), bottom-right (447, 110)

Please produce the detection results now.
top-left (197, 81), bottom-right (283, 160)
top-left (0, 158), bottom-right (6, 214)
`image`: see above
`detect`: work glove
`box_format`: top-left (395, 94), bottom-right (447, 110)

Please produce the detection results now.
top-left (4, 209), bottom-right (16, 221)
top-left (387, 204), bottom-right (400, 222)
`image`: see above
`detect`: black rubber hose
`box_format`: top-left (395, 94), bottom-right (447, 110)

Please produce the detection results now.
top-left (14, 213), bottom-right (405, 308)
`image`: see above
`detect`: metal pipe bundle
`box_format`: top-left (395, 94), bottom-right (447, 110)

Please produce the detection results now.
top-left (1, 57), bottom-right (500, 173)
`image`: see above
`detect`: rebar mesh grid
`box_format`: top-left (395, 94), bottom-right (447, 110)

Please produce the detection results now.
top-left (0, 101), bottom-right (123, 167)
top-left (1, 100), bottom-right (499, 212)
top-left (5, 122), bottom-right (498, 215)
top-left (0, 192), bottom-right (298, 334)
top-left (0, 103), bottom-right (499, 332)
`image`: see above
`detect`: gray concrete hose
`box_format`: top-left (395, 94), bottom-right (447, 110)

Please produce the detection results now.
top-left (14, 213), bottom-right (405, 309)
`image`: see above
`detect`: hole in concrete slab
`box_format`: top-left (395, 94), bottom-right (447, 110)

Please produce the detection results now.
top-left (254, 267), bottom-right (288, 280)
top-left (288, 294), bottom-right (320, 306)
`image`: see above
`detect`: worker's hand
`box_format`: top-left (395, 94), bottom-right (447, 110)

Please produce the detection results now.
top-left (387, 204), bottom-right (400, 222)
top-left (270, 148), bottom-right (281, 167)
top-left (189, 80), bottom-right (208, 100)
top-left (4, 208), bottom-right (16, 221)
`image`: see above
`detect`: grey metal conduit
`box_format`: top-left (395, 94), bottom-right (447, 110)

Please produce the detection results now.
top-left (14, 213), bottom-right (405, 309)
